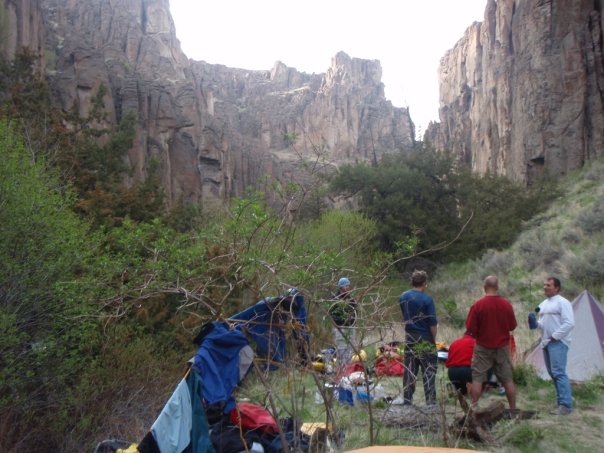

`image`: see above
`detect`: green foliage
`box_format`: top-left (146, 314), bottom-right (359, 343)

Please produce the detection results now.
top-left (0, 119), bottom-right (104, 446)
top-left (164, 197), bottom-right (205, 232)
top-left (298, 210), bottom-right (378, 263)
top-left (576, 198), bottom-right (604, 234)
top-left (573, 376), bottom-right (604, 406)
top-left (56, 323), bottom-right (185, 451)
top-left (74, 111), bottom-right (166, 226)
top-left (3, 48), bottom-right (601, 452)
top-left (330, 149), bottom-right (461, 259)
top-left (517, 229), bottom-right (563, 270)
top-left (296, 182), bottom-right (330, 221)
top-left (284, 131), bottom-right (299, 145)
top-left (329, 147), bottom-right (558, 264)
top-left (506, 423), bottom-right (545, 450)
top-left (439, 297), bottom-right (465, 328)
top-left (513, 363), bottom-right (542, 387)
top-left (0, 51), bottom-right (75, 171)
top-left (1, 54), bottom-right (166, 228)
top-left (74, 107), bottom-right (134, 191)
top-left (568, 247), bottom-right (604, 287)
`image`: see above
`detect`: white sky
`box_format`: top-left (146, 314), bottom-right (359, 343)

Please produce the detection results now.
top-left (169, 0), bottom-right (487, 134)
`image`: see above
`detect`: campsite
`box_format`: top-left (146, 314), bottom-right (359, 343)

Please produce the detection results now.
top-left (87, 159), bottom-right (604, 451)
top-left (0, 5), bottom-right (604, 446)
top-left (4, 109), bottom-right (604, 451)
top-left (92, 288), bottom-right (604, 453)
top-left (3, 104), bottom-right (604, 450)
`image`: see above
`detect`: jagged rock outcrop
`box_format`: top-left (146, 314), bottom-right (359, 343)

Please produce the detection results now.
top-left (1, 0), bottom-right (44, 67)
top-left (2, 0), bottom-right (414, 208)
top-left (426, 0), bottom-right (604, 184)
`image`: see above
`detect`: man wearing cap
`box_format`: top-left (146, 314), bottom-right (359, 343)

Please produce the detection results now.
top-left (329, 277), bottom-right (358, 366)
top-left (399, 270), bottom-right (438, 406)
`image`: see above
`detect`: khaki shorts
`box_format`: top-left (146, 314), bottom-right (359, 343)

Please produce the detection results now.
top-left (471, 344), bottom-right (513, 384)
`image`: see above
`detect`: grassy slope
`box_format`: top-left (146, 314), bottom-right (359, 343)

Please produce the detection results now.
top-left (427, 158), bottom-right (604, 452)
top-left (432, 158), bottom-right (604, 354)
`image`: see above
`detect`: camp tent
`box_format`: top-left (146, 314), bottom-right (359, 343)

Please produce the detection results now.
top-left (525, 290), bottom-right (604, 382)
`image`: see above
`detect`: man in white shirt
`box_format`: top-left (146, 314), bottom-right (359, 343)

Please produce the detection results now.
top-left (533, 277), bottom-right (575, 415)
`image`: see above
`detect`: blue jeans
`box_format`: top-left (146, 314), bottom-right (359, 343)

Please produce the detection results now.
top-left (543, 340), bottom-right (572, 408)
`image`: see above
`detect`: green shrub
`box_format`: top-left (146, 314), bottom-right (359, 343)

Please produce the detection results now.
top-left (440, 297), bottom-right (465, 328)
top-left (0, 119), bottom-right (105, 450)
top-left (576, 200), bottom-right (604, 234)
top-left (506, 422), bottom-right (544, 450)
top-left (512, 363), bottom-right (546, 388)
top-left (479, 249), bottom-right (513, 275)
top-left (560, 228), bottom-right (582, 244)
top-left (573, 378), bottom-right (604, 406)
top-left (568, 248), bottom-right (604, 287)
top-left (517, 230), bottom-right (562, 269)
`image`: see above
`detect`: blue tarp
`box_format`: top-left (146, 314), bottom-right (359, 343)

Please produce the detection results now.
top-left (231, 289), bottom-right (309, 368)
top-left (193, 321), bottom-right (252, 413)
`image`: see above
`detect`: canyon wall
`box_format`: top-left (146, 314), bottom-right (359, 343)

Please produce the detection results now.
top-left (426, 0), bottom-right (604, 184)
top-left (2, 0), bottom-right (414, 208)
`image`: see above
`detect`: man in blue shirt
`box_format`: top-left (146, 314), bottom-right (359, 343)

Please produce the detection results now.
top-left (399, 270), bottom-right (438, 406)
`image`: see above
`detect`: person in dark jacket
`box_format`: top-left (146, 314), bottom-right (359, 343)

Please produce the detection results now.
top-left (399, 270), bottom-right (438, 406)
top-left (328, 277), bottom-right (358, 366)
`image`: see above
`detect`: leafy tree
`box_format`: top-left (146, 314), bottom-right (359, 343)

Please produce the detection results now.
top-left (329, 147), bottom-right (559, 263)
top-left (0, 51), bottom-right (77, 173)
top-left (1, 53), bottom-right (165, 228)
top-left (0, 119), bottom-right (104, 445)
top-left (446, 170), bottom-right (559, 260)
top-left (330, 149), bottom-right (461, 259)
top-left (0, 119), bottom-right (206, 449)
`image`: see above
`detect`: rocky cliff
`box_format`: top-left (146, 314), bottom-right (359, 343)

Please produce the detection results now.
top-left (426, 0), bottom-right (604, 184)
top-left (1, 0), bottom-right (414, 208)
top-left (1, 0), bottom-right (43, 61)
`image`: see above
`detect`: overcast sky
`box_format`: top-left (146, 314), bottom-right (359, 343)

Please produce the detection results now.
top-left (169, 0), bottom-right (487, 134)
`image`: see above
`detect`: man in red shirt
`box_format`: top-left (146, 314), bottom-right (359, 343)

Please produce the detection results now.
top-left (445, 331), bottom-right (475, 395)
top-left (465, 275), bottom-right (517, 411)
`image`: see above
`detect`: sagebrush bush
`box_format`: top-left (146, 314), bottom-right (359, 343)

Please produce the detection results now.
top-left (576, 200), bottom-right (604, 234)
top-left (560, 228), bottom-right (582, 244)
top-left (584, 161), bottom-right (604, 181)
top-left (479, 249), bottom-right (514, 275)
top-left (516, 228), bottom-right (564, 271)
top-left (568, 248), bottom-right (604, 287)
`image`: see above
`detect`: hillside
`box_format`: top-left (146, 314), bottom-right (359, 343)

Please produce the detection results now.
top-left (431, 157), bottom-right (604, 353)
